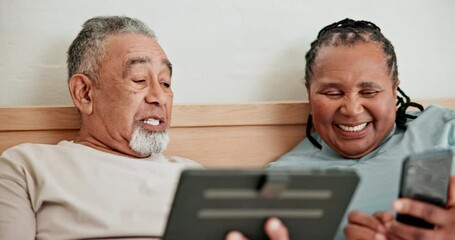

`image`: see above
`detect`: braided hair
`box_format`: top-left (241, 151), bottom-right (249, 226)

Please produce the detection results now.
top-left (305, 18), bottom-right (423, 149)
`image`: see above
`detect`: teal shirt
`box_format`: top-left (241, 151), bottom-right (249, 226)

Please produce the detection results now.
top-left (268, 105), bottom-right (455, 239)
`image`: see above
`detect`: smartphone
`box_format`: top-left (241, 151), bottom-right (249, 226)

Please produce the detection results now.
top-left (396, 149), bottom-right (453, 229)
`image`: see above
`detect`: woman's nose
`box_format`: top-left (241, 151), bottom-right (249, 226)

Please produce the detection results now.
top-left (340, 98), bottom-right (364, 117)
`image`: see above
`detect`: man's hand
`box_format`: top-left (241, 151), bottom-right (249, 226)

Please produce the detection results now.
top-left (225, 217), bottom-right (289, 240)
top-left (344, 210), bottom-right (392, 240)
top-left (386, 176), bottom-right (455, 240)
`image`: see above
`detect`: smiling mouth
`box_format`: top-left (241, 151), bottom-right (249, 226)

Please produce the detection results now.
top-left (143, 118), bottom-right (162, 126)
top-left (337, 123), bottom-right (368, 132)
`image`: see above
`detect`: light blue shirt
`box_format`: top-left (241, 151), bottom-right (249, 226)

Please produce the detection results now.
top-left (268, 105), bottom-right (455, 239)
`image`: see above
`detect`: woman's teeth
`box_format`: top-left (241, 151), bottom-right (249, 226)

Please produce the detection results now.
top-left (338, 123), bottom-right (367, 132)
top-left (144, 119), bottom-right (160, 126)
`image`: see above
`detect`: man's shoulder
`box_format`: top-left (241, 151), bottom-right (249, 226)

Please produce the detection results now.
top-left (163, 155), bottom-right (203, 168)
top-left (0, 142), bottom-right (69, 178)
top-left (1, 142), bottom-right (62, 158)
top-left (1, 141), bottom-right (203, 168)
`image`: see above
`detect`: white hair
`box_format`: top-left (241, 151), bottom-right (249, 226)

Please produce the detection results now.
top-left (129, 126), bottom-right (169, 155)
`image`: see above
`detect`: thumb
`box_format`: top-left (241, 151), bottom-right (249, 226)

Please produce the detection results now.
top-left (264, 217), bottom-right (289, 240)
top-left (225, 231), bottom-right (249, 240)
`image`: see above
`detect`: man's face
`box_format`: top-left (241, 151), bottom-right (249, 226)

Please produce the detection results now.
top-left (90, 33), bottom-right (173, 157)
top-left (307, 42), bottom-right (398, 158)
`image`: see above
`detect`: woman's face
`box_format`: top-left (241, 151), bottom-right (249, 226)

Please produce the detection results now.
top-left (307, 42), bottom-right (398, 158)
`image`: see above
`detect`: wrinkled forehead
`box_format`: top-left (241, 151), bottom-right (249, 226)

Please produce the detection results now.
top-left (101, 33), bottom-right (171, 70)
top-left (103, 33), bottom-right (166, 56)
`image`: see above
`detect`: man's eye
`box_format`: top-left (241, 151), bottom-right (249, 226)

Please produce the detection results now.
top-left (133, 79), bottom-right (146, 83)
top-left (161, 82), bottom-right (171, 88)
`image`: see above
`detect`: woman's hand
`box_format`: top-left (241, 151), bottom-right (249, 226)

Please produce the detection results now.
top-left (344, 210), bottom-right (393, 240)
top-left (386, 176), bottom-right (455, 240)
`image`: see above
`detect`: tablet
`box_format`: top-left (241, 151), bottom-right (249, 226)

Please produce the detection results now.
top-left (163, 169), bottom-right (359, 240)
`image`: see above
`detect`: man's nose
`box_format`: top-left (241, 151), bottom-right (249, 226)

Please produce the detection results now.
top-left (340, 98), bottom-right (363, 117)
top-left (145, 80), bottom-right (167, 105)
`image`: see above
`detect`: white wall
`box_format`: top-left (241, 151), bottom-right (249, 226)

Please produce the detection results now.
top-left (1, 0), bottom-right (454, 106)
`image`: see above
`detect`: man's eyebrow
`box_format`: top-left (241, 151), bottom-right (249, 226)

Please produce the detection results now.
top-left (123, 56), bottom-right (151, 77)
top-left (122, 57), bottom-right (173, 77)
top-left (126, 56), bottom-right (150, 67)
top-left (163, 59), bottom-right (173, 76)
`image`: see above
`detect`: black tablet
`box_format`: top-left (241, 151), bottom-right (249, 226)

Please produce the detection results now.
top-left (163, 169), bottom-right (359, 240)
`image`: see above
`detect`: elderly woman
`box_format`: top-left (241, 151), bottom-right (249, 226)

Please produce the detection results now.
top-left (268, 18), bottom-right (455, 240)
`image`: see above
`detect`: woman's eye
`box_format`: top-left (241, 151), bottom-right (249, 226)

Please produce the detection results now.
top-left (361, 91), bottom-right (378, 97)
top-left (323, 92), bottom-right (343, 98)
top-left (133, 79), bottom-right (146, 83)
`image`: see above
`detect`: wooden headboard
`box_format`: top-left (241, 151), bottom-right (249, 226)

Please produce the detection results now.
top-left (1, 99), bottom-right (455, 168)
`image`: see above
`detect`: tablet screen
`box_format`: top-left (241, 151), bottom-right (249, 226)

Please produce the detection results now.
top-left (163, 169), bottom-right (359, 239)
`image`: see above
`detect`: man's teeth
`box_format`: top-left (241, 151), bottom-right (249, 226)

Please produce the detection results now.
top-left (338, 123), bottom-right (367, 132)
top-left (144, 119), bottom-right (160, 126)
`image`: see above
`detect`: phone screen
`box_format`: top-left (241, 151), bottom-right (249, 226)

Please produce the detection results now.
top-left (396, 149), bottom-right (453, 228)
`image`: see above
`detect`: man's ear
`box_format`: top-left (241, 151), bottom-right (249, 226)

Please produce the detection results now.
top-left (68, 74), bottom-right (94, 115)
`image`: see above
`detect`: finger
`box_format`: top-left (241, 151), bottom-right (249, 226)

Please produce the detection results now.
top-left (387, 220), bottom-right (434, 240)
top-left (447, 175), bottom-right (455, 207)
top-left (385, 234), bottom-right (404, 240)
top-left (393, 199), bottom-right (448, 226)
top-left (348, 210), bottom-right (385, 232)
top-left (373, 211), bottom-right (395, 227)
top-left (264, 217), bottom-right (289, 240)
top-left (225, 231), bottom-right (249, 240)
top-left (344, 224), bottom-right (387, 240)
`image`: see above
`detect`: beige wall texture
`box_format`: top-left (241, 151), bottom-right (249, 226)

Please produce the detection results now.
top-left (1, 0), bottom-right (454, 106)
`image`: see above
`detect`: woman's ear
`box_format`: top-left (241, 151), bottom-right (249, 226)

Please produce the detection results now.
top-left (306, 84), bottom-right (312, 114)
top-left (68, 74), bottom-right (94, 115)
top-left (394, 80), bottom-right (401, 97)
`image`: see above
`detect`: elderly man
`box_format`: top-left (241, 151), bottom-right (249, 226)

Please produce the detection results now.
top-left (0, 16), bottom-right (199, 239)
top-left (0, 16), bottom-right (285, 240)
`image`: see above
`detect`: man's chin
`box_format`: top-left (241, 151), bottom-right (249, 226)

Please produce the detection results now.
top-left (129, 127), bottom-right (169, 156)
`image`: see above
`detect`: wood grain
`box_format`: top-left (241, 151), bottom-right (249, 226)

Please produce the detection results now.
top-left (1, 99), bottom-right (454, 167)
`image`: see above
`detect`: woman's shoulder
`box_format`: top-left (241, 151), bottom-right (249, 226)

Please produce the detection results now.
top-left (410, 105), bottom-right (455, 124)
